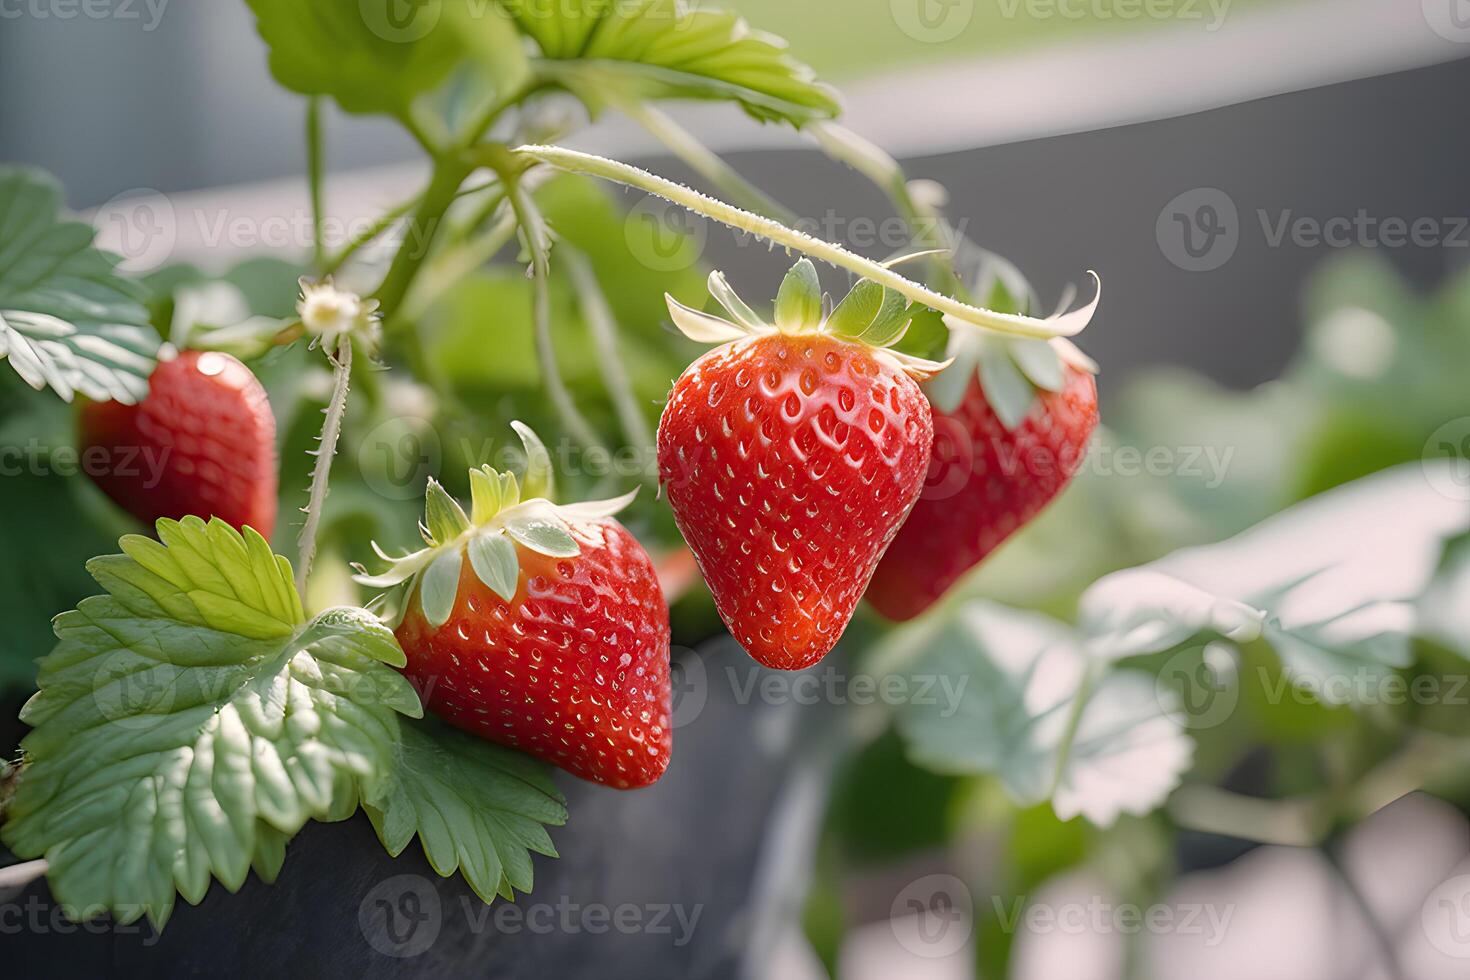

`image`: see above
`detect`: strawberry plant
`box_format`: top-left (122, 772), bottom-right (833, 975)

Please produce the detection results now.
top-left (1, 2), bottom-right (1465, 972)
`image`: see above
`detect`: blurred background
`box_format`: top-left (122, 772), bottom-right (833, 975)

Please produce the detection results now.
top-left (3, 1), bottom-right (1470, 978)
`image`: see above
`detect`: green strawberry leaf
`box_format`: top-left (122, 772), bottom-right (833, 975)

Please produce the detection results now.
top-left (1422, 531), bottom-right (1470, 659)
top-left (0, 517), bottom-right (423, 929)
top-left (364, 719), bottom-right (568, 904)
top-left (420, 549), bottom-right (465, 629)
top-left (880, 601), bottom-right (1192, 827)
top-left (1079, 463), bottom-right (1469, 704)
top-left (245, 0), bottom-right (528, 120)
top-left (516, 0), bottom-right (839, 127)
top-left (0, 167), bottom-right (158, 404)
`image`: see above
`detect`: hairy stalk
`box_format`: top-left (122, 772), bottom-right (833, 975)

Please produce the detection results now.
top-left (564, 248), bottom-right (656, 458)
top-left (296, 335), bottom-right (353, 600)
top-left (307, 97), bottom-right (326, 272)
top-left (374, 160), bottom-right (472, 319)
top-left (514, 144), bottom-right (1096, 339)
top-left (500, 176), bottom-right (607, 454)
top-left (621, 101), bottom-right (794, 223)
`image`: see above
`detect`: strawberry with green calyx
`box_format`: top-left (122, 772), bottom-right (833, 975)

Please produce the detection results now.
top-left (355, 423), bottom-right (672, 790)
top-left (657, 259), bottom-right (943, 671)
top-left (866, 260), bottom-right (1101, 622)
top-left (78, 349), bottom-right (279, 539)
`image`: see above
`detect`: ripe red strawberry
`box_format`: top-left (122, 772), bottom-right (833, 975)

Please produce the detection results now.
top-left (867, 349), bottom-right (1099, 622)
top-left (357, 424), bottom-right (672, 790)
top-left (656, 261), bottom-right (942, 670)
top-left (78, 349), bottom-right (278, 538)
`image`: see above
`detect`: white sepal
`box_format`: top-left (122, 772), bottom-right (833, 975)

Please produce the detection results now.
top-left (666, 294), bottom-right (750, 343)
top-left (558, 487), bottom-right (640, 522)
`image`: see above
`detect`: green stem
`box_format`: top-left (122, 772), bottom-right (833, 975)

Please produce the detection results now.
top-left (564, 248), bottom-right (656, 460)
top-left (622, 101), bottom-right (794, 223)
top-left (374, 159), bottom-right (472, 323)
top-left (296, 335), bottom-right (353, 602)
top-left (514, 144), bottom-right (1093, 340)
top-left (499, 175), bottom-right (607, 455)
top-left (307, 97), bottom-right (326, 273)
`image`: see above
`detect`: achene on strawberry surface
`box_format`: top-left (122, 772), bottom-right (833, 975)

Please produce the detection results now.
top-left (867, 302), bottom-right (1101, 621)
top-left (78, 349), bottom-right (279, 539)
top-left (357, 424), bottom-right (672, 790)
top-left (657, 260), bottom-right (944, 671)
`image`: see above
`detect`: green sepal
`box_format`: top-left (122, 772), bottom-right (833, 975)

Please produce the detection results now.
top-left (470, 467), bottom-right (503, 525)
top-left (977, 337), bottom-right (1037, 430)
top-left (503, 505), bottom-right (580, 558)
top-left (512, 420), bottom-right (555, 502)
top-left (420, 549), bottom-right (463, 629)
top-left (1010, 337), bottom-right (1066, 393)
top-left (425, 478), bottom-right (471, 545)
top-left (468, 531), bottom-right (520, 603)
top-left (829, 279), bottom-right (905, 348)
top-left (775, 258), bottom-right (823, 332)
top-left (826, 279), bottom-right (885, 340)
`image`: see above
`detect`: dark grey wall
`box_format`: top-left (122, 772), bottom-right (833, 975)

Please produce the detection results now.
top-left (685, 57), bottom-right (1470, 391)
top-left (0, 2), bottom-right (414, 206)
